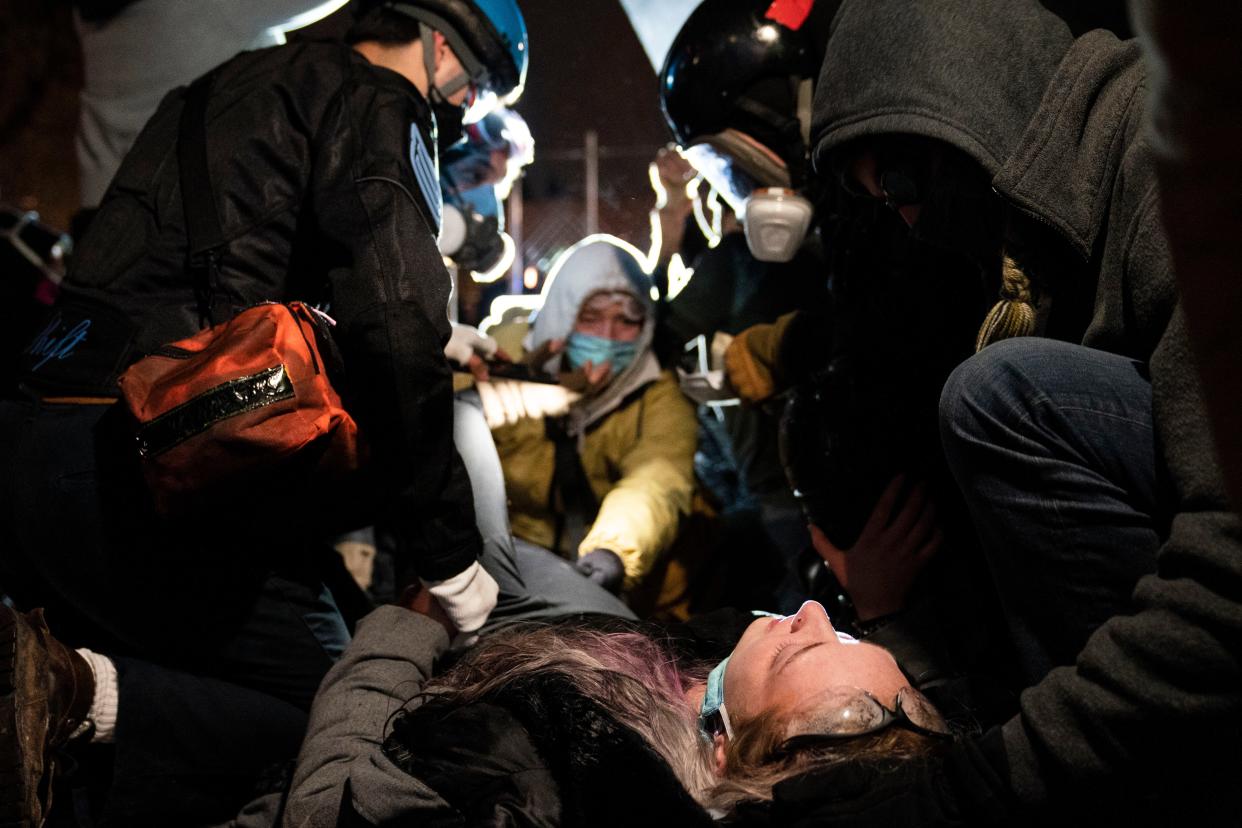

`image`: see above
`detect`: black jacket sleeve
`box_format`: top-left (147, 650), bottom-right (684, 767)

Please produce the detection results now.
top-left (999, 242), bottom-right (1242, 814)
top-left (309, 61), bottom-right (480, 580)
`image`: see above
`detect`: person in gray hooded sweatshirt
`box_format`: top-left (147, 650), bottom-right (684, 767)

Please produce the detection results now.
top-left (805, 0), bottom-right (1242, 823)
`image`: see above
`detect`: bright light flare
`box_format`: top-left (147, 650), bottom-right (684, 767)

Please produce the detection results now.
top-left (479, 293), bottom-right (543, 336)
top-left (665, 253), bottom-right (695, 301)
top-left (262, 0), bottom-right (350, 44)
top-left (689, 176), bottom-right (723, 249)
top-left (470, 233), bottom-right (517, 284)
top-left (649, 162), bottom-right (669, 210)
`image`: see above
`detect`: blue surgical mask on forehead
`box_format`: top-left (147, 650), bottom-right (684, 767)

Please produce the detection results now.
top-left (565, 332), bottom-right (639, 374)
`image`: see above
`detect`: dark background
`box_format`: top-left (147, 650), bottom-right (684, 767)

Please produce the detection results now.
top-left (0, 0), bottom-right (1132, 280)
top-left (0, 0), bottom-right (672, 288)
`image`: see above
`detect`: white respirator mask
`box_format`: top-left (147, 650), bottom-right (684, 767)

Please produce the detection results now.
top-left (438, 204), bottom-right (468, 257)
top-left (742, 188), bottom-right (814, 263)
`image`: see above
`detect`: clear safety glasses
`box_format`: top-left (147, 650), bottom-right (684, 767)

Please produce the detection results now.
top-left (775, 685), bottom-right (953, 754)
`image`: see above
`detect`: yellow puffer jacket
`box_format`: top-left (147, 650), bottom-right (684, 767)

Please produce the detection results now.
top-left (491, 370), bottom-right (697, 591)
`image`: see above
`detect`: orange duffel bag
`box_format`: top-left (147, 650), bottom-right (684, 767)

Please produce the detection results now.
top-left (118, 301), bottom-right (362, 515)
top-left (115, 75), bottom-right (363, 516)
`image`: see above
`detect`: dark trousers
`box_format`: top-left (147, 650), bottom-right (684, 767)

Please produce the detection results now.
top-left (0, 396), bottom-right (350, 709)
top-left (0, 395), bottom-right (353, 826)
top-left (939, 338), bottom-right (1162, 684)
top-left (100, 659), bottom-right (306, 827)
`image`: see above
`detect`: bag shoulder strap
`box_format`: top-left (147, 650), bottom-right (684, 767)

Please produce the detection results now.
top-left (177, 74), bottom-right (224, 325)
top-left (546, 415), bottom-right (600, 556)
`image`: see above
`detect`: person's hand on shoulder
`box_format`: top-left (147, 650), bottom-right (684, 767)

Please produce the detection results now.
top-left (407, 562), bottom-right (500, 646)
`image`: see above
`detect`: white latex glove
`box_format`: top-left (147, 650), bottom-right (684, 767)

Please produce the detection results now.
top-left (421, 561), bottom-right (499, 647)
top-left (444, 323), bottom-right (500, 368)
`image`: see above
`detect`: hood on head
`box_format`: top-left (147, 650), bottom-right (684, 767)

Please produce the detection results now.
top-left (527, 238), bottom-right (656, 375)
top-left (810, 0), bottom-right (1076, 179)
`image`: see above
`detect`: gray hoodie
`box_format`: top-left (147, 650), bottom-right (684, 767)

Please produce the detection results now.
top-left (812, 0), bottom-right (1241, 815)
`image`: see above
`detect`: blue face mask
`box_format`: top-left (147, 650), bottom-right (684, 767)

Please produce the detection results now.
top-left (699, 655), bottom-right (734, 741)
top-left (564, 332), bottom-right (639, 374)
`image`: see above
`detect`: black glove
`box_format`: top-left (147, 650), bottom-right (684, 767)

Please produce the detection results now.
top-left (575, 548), bottom-right (625, 595)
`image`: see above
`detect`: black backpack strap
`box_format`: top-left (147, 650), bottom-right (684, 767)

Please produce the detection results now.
top-left (177, 73), bottom-right (225, 327)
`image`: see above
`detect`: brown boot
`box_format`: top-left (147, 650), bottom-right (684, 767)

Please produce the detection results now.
top-left (0, 606), bottom-right (96, 828)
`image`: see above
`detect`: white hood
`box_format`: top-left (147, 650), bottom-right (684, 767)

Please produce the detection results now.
top-left (526, 239), bottom-right (661, 433)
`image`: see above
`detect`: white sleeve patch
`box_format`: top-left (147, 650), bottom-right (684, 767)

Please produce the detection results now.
top-left (409, 122), bottom-right (443, 232)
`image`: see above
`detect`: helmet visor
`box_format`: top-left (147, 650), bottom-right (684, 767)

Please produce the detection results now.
top-left (682, 143), bottom-right (759, 215)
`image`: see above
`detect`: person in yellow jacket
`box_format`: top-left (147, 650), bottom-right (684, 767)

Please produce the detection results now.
top-left (489, 239), bottom-right (697, 596)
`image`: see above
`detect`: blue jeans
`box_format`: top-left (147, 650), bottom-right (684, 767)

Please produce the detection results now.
top-left (939, 338), bottom-right (1161, 683)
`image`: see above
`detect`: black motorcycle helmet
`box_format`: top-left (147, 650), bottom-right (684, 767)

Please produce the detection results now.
top-left (350, 0), bottom-right (529, 99)
top-left (659, 0), bottom-right (840, 190)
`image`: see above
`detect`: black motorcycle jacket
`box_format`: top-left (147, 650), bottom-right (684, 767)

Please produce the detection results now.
top-left (31, 41), bottom-right (480, 580)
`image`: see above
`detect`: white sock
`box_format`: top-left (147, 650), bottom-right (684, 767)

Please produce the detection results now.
top-left (74, 648), bottom-right (118, 744)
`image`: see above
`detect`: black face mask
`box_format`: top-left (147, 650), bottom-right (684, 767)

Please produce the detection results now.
top-left (432, 94), bottom-right (467, 155)
top-left (835, 137), bottom-right (1005, 280)
top-left (780, 362), bottom-right (911, 550)
top-left (906, 147), bottom-right (1005, 279)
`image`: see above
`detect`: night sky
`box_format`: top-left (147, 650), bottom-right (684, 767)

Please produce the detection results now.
top-left (507, 0), bottom-right (672, 267)
top-left (517, 0), bottom-right (668, 165)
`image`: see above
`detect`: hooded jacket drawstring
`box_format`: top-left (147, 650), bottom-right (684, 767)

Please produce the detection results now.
top-left (975, 255), bottom-right (1037, 351)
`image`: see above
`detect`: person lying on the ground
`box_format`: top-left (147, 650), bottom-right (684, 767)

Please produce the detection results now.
top-left (281, 594), bottom-right (997, 828)
top-left (4, 572), bottom-right (990, 827)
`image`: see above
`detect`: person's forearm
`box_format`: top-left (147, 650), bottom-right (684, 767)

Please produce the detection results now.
top-left (583, 458), bottom-right (693, 587)
top-left (999, 507), bottom-right (1242, 808)
top-left (1133, 0), bottom-right (1242, 510)
top-left (315, 76), bottom-right (482, 582)
top-left (334, 295), bottom-right (482, 580)
top-left (284, 606), bottom-right (450, 828)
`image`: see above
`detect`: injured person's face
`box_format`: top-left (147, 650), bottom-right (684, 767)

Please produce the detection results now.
top-left (723, 601), bottom-right (911, 725)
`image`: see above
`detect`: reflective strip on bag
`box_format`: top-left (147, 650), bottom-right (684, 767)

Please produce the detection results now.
top-left (135, 364), bottom-right (294, 457)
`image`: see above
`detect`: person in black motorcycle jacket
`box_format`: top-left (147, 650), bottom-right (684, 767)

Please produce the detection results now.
top-left (0, 1), bottom-right (529, 778)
